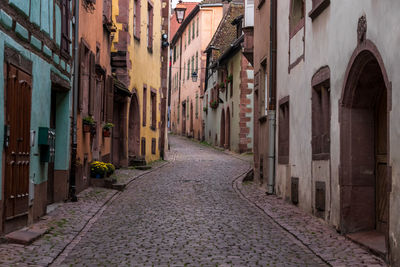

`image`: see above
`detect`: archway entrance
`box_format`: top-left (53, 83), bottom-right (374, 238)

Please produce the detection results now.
top-left (340, 42), bottom-right (390, 255)
top-left (220, 109), bottom-right (225, 147)
top-left (128, 93), bottom-right (140, 162)
top-left (226, 107), bottom-right (231, 150)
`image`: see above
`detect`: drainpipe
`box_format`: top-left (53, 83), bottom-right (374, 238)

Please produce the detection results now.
top-left (267, 0), bottom-right (277, 195)
top-left (69, 0), bottom-right (79, 202)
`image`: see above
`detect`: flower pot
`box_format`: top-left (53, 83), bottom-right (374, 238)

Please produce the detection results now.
top-left (83, 124), bottom-right (91, 133)
top-left (103, 129), bottom-right (111, 137)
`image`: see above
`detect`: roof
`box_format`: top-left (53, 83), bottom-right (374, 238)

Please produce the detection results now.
top-left (205, 3), bottom-right (244, 63)
top-left (170, 2), bottom-right (198, 38)
top-left (171, 0), bottom-right (225, 45)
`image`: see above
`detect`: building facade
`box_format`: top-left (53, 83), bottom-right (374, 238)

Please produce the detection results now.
top-left (74, 0), bottom-right (115, 193)
top-left (203, 3), bottom-right (254, 153)
top-left (0, 0), bottom-right (72, 233)
top-left (273, 0), bottom-right (399, 263)
top-left (170, 1), bottom-right (223, 140)
top-left (112, 0), bottom-right (169, 165)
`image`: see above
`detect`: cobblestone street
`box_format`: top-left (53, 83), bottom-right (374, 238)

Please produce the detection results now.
top-left (0, 135), bottom-right (385, 266)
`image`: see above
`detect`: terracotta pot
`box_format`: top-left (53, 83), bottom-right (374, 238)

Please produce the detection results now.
top-left (103, 129), bottom-right (111, 137)
top-left (83, 124), bottom-right (91, 133)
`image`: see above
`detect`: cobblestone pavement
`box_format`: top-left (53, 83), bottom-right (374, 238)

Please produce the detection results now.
top-left (237, 180), bottom-right (386, 267)
top-left (57, 135), bottom-right (327, 266)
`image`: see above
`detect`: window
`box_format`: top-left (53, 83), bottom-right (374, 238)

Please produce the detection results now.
top-left (150, 91), bottom-right (157, 130)
top-left (195, 93), bottom-right (198, 119)
top-left (151, 138), bottom-right (156, 154)
top-left (187, 60), bottom-right (190, 80)
top-left (278, 97), bottom-right (289, 164)
top-left (61, 0), bottom-right (71, 56)
top-left (188, 25), bottom-right (191, 45)
top-left (173, 46), bottom-right (176, 63)
top-left (134, 0), bottom-right (141, 39)
top-left (183, 62), bottom-right (186, 83)
top-left (290, 0), bottom-right (304, 36)
top-left (191, 56), bottom-right (194, 75)
top-left (141, 137), bottom-right (146, 156)
top-left (184, 33), bottom-right (186, 49)
top-left (196, 17), bottom-right (199, 37)
top-left (192, 20), bottom-right (195, 40)
top-left (143, 86), bottom-right (147, 126)
top-left (312, 66), bottom-right (330, 160)
top-left (147, 2), bottom-right (153, 50)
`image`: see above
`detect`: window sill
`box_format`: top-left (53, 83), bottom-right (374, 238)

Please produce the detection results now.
top-left (308, 0), bottom-right (330, 21)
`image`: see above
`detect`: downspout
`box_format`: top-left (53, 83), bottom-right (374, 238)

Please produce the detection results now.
top-left (267, 0), bottom-right (277, 195)
top-left (69, 0), bottom-right (79, 202)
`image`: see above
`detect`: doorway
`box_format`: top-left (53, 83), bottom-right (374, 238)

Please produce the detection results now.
top-left (226, 107), bottom-right (231, 150)
top-left (182, 102), bottom-right (186, 135)
top-left (128, 93), bottom-right (140, 160)
top-left (340, 43), bottom-right (390, 256)
top-left (220, 109), bottom-right (225, 147)
top-left (3, 63), bottom-right (32, 232)
top-left (47, 91), bottom-right (57, 205)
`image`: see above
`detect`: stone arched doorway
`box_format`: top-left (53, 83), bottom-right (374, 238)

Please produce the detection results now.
top-left (220, 109), bottom-right (225, 147)
top-left (128, 93), bottom-right (141, 162)
top-left (226, 107), bottom-right (231, 150)
top-left (340, 41), bottom-right (390, 247)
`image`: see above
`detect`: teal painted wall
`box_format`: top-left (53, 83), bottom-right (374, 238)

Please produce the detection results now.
top-left (0, 31), bottom-right (72, 199)
top-left (55, 4), bottom-right (61, 46)
top-left (40, 0), bottom-right (50, 35)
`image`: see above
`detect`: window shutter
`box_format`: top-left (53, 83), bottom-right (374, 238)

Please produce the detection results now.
top-left (79, 43), bottom-right (85, 111)
top-left (106, 76), bottom-right (114, 122)
top-left (89, 51), bottom-right (96, 116)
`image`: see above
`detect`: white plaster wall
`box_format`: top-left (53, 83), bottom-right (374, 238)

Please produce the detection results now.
top-left (276, 2), bottom-right (400, 260)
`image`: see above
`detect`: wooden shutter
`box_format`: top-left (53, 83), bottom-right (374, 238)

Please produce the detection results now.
top-left (79, 43), bottom-right (85, 111)
top-left (106, 75), bottom-right (114, 122)
top-left (89, 51), bottom-right (96, 116)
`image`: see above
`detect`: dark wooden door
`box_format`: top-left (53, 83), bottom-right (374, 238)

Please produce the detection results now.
top-left (4, 64), bottom-right (32, 220)
top-left (376, 90), bottom-right (388, 234)
top-left (47, 92), bottom-right (56, 205)
top-left (182, 103), bottom-right (186, 134)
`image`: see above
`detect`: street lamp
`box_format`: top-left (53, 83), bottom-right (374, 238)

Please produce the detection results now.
top-left (175, 1), bottom-right (187, 24)
top-left (191, 71), bottom-right (198, 82)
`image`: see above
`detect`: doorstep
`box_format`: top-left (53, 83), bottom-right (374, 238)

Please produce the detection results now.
top-left (5, 225), bottom-right (48, 245)
top-left (347, 230), bottom-right (387, 258)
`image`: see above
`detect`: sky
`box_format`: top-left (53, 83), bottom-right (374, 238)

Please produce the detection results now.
top-left (171, 0), bottom-right (201, 9)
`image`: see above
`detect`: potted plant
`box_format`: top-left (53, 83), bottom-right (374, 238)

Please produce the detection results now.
top-left (83, 116), bottom-right (96, 133)
top-left (210, 100), bottom-right (219, 109)
top-left (219, 82), bottom-right (226, 92)
top-left (90, 161), bottom-right (107, 178)
top-left (103, 123), bottom-right (114, 137)
top-left (105, 163), bottom-right (115, 177)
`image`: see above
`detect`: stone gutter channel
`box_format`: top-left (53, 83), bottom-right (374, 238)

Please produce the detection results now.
top-left (0, 158), bottom-right (172, 267)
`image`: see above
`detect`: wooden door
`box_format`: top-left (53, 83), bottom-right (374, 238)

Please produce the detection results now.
top-left (47, 92), bottom-right (56, 205)
top-left (4, 64), bottom-right (32, 220)
top-left (376, 90), bottom-right (388, 234)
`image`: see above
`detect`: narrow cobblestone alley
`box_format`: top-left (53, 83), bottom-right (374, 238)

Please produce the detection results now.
top-left (51, 135), bottom-right (326, 266)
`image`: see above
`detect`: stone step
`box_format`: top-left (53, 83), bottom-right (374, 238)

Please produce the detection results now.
top-left (5, 226), bottom-right (48, 245)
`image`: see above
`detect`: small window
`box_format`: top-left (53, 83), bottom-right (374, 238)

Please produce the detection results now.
top-left (312, 67), bottom-right (330, 160)
top-left (61, 0), bottom-right (71, 57)
top-left (195, 52), bottom-right (198, 73)
top-left (150, 91), bottom-right (157, 130)
top-left (192, 20), bottom-right (195, 40)
top-left (143, 86), bottom-right (147, 126)
top-left (134, 0), bottom-right (141, 39)
top-left (196, 17), bottom-right (199, 37)
top-left (151, 138), bottom-right (156, 154)
top-left (141, 137), bottom-right (146, 156)
top-left (278, 97), bottom-right (289, 164)
top-left (147, 2), bottom-right (153, 50)
top-left (188, 25), bottom-right (191, 45)
top-left (290, 0), bottom-right (304, 36)
top-left (195, 93), bottom-right (198, 119)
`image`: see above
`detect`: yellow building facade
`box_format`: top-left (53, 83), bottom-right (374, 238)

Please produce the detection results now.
top-left (112, 0), bottom-right (168, 164)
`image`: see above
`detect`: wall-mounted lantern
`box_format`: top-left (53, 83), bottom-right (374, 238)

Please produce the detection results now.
top-left (191, 71), bottom-right (198, 82)
top-left (175, 0), bottom-right (187, 24)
